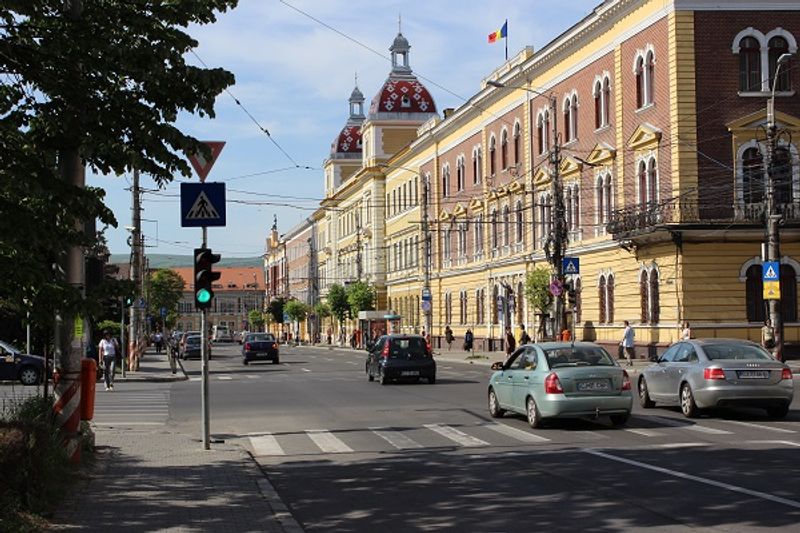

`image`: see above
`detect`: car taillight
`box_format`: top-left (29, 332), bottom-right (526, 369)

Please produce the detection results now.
top-left (781, 368), bottom-right (793, 381)
top-left (621, 370), bottom-right (631, 391)
top-left (426, 342), bottom-right (432, 356)
top-left (381, 342), bottom-right (390, 358)
top-left (704, 367), bottom-right (726, 380)
top-left (244, 343), bottom-right (251, 351)
top-left (544, 372), bottom-right (563, 394)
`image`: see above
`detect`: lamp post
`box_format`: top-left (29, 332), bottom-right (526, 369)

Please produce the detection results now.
top-left (765, 52), bottom-right (792, 361)
top-left (487, 80), bottom-right (566, 338)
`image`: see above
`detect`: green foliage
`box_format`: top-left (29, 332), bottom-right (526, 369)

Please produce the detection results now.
top-left (346, 281), bottom-right (376, 318)
top-left (524, 267), bottom-right (553, 314)
top-left (147, 269), bottom-right (185, 327)
top-left (327, 284), bottom-right (349, 322)
top-left (314, 302), bottom-right (332, 319)
top-left (284, 300), bottom-right (308, 322)
top-left (267, 298), bottom-right (286, 324)
top-left (96, 320), bottom-right (121, 337)
top-left (248, 309), bottom-right (265, 331)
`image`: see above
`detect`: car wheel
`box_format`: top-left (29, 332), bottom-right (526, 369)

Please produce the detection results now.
top-left (526, 396), bottom-right (543, 429)
top-left (610, 413), bottom-right (630, 427)
top-left (638, 377), bottom-right (655, 408)
top-left (488, 388), bottom-right (505, 418)
top-left (272, 358), bottom-right (280, 365)
top-left (680, 383), bottom-right (699, 418)
top-left (379, 369), bottom-right (388, 385)
top-left (766, 404), bottom-right (790, 419)
top-left (427, 375), bottom-right (436, 384)
top-left (19, 366), bottom-right (40, 386)
top-left (243, 359), bottom-right (249, 366)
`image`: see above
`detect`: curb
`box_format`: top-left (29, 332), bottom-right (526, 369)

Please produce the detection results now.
top-left (115, 354), bottom-right (189, 383)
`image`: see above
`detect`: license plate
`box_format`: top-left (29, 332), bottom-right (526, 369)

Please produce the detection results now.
top-left (737, 370), bottom-right (769, 379)
top-left (577, 379), bottom-right (610, 392)
top-left (401, 370), bottom-right (419, 376)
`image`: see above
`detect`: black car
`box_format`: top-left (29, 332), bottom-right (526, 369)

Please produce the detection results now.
top-left (242, 333), bottom-right (279, 365)
top-left (366, 335), bottom-right (436, 385)
top-left (181, 335), bottom-right (208, 360)
top-left (0, 340), bottom-right (45, 385)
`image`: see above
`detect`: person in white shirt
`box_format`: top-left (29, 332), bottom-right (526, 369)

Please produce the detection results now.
top-left (620, 321), bottom-right (635, 367)
top-left (98, 330), bottom-right (119, 391)
top-left (680, 321), bottom-right (692, 341)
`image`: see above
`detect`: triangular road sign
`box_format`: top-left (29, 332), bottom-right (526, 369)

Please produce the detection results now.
top-left (764, 265), bottom-right (778, 279)
top-left (186, 191), bottom-right (220, 220)
top-left (187, 141), bottom-right (225, 182)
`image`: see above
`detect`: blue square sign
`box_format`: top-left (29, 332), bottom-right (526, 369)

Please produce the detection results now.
top-left (562, 257), bottom-right (580, 275)
top-left (180, 183), bottom-right (226, 227)
top-left (762, 261), bottom-right (780, 282)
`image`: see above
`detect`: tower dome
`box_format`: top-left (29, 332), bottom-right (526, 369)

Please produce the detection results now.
top-left (330, 83), bottom-right (364, 158)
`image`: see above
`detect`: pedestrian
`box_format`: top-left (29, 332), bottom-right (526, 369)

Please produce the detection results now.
top-left (560, 328), bottom-right (572, 342)
top-left (98, 330), bottom-right (119, 391)
top-left (680, 321), bottom-right (692, 340)
top-left (762, 318), bottom-right (776, 352)
top-left (518, 324), bottom-right (531, 345)
top-left (444, 325), bottom-right (454, 351)
top-left (463, 329), bottom-right (474, 354)
top-left (505, 326), bottom-right (516, 356)
top-left (327, 328), bottom-right (332, 345)
top-left (620, 320), bottom-right (635, 367)
top-left (153, 330), bottom-right (164, 354)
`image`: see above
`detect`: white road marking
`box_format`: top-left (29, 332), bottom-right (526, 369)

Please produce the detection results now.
top-left (218, 375), bottom-right (233, 380)
top-left (302, 368), bottom-right (311, 373)
top-left (189, 377), bottom-right (201, 382)
top-left (245, 375), bottom-right (260, 379)
top-left (625, 428), bottom-right (663, 437)
top-left (650, 416), bottom-right (731, 435)
top-left (585, 448), bottom-right (800, 509)
top-left (746, 440), bottom-right (800, 447)
top-left (94, 422), bottom-right (163, 426)
top-left (324, 358), bottom-right (333, 362)
top-left (482, 423), bottom-right (550, 443)
top-left (305, 430), bottom-right (353, 453)
top-left (719, 420), bottom-right (796, 434)
top-left (345, 361), bottom-right (357, 365)
top-left (424, 424), bottom-right (489, 447)
top-left (249, 434), bottom-right (285, 456)
top-left (369, 427), bottom-right (423, 449)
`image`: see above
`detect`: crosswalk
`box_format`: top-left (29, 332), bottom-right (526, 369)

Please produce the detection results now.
top-left (189, 368), bottom-right (487, 383)
top-left (246, 416), bottom-right (799, 459)
top-left (92, 389), bottom-right (170, 427)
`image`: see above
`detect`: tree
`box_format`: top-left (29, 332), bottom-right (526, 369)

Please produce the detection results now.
top-left (248, 309), bottom-right (265, 331)
top-left (267, 298), bottom-right (286, 325)
top-left (524, 267), bottom-right (553, 340)
top-left (284, 300), bottom-right (308, 323)
top-left (346, 281), bottom-right (376, 318)
top-left (327, 284), bottom-right (349, 323)
top-left (314, 302), bottom-right (331, 321)
top-left (0, 1), bottom-right (237, 335)
top-left (147, 269), bottom-right (185, 329)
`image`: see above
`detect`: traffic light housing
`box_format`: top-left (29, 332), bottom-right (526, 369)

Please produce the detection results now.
top-left (194, 247), bottom-right (221, 310)
top-left (565, 281), bottom-right (577, 308)
top-left (124, 295), bottom-right (134, 308)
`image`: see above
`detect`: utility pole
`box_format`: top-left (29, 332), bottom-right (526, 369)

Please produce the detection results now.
top-left (355, 211), bottom-right (363, 281)
top-left (422, 176), bottom-right (432, 337)
top-left (548, 95), bottom-right (566, 339)
top-left (130, 169), bottom-right (141, 371)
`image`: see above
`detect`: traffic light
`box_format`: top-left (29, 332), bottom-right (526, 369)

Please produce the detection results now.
top-left (565, 281), bottom-right (577, 308)
top-left (124, 295), bottom-right (134, 308)
top-left (194, 247), bottom-right (221, 310)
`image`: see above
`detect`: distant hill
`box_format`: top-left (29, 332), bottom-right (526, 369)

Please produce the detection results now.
top-left (109, 254), bottom-right (263, 268)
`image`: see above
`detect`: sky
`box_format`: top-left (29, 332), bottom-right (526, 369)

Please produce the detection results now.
top-left (90, 0), bottom-right (603, 259)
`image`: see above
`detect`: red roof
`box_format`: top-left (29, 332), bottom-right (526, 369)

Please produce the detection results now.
top-left (369, 78), bottom-right (436, 114)
top-left (332, 125), bottom-right (362, 155)
top-left (172, 267), bottom-right (264, 291)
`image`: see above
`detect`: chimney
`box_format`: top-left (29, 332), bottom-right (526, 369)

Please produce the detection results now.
top-left (443, 108), bottom-right (455, 119)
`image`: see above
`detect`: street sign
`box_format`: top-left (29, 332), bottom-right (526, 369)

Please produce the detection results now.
top-left (137, 297), bottom-right (146, 309)
top-left (421, 300), bottom-right (432, 313)
top-left (180, 183), bottom-right (226, 227)
top-left (160, 307), bottom-right (167, 318)
top-left (764, 281), bottom-right (781, 300)
top-left (762, 261), bottom-right (780, 282)
top-left (549, 279), bottom-right (563, 297)
top-left (283, 312), bottom-right (290, 324)
top-left (73, 316), bottom-right (83, 337)
top-left (421, 288), bottom-right (432, 301)
top-left (187, 141), bottom-right (225, 183)
top-left (563, 257), bottom-right (580, 275)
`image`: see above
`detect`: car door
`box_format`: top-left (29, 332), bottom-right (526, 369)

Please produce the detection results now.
top-left (494, 348), bottom-right (524, 407)
top-left (512, 347), bottom-right (539, 409)
top-left (646, 343), bottom-right (681, 401)
top-left (666, 343), bottom-right (697, 399)
top-left (0, 343), bottom-right (16, 380)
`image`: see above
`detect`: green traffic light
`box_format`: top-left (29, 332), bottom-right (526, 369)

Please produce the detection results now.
top-left (196, 288), bottom-right (211, 304)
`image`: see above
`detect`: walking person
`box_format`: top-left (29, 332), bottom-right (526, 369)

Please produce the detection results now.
top-left (153, 330), bottom-right (164, 354)
top-left (518, 324), bottom-right (531, 346)
top-left (620, 320), bottom-right (635, 367)
top-left (463, 328), bottom-right (474, 355)
top-left (680, 321), bottom-right (692, 340)
top-left (762, 319), bottom-right (776, 353)
top-left (98, 330), bottom-right (119, 391)
top-left (505, 326), bottom-right (516, 356)
top-left (444, 325), bottom-right (454, 351)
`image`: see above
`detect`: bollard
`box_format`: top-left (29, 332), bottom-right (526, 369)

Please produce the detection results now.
top-left (80, 358), bottom-right (97, 420)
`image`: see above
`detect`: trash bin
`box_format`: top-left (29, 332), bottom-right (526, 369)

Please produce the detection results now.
top-left (80, 358), bottom-right (97, 421)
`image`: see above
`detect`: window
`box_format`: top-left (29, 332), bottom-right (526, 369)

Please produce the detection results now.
top-left (472, 147), bottom-right (482, 184)
top-left (460, 291), bottom-right (468, 325)
top-left (746, 264), bottom-right (766, 322)
top-left (442, 164), bottom-right (450, 198)
top-left (769, 36), bottom-right (791, 91)
top-left (596, 173), bottom-right (613, 234)
top-left (443, 227), bottom-right (452, 260)
top-left (647, 157), bottom-right (658, 205)
top-left (513, 122), bottom-right (521, 167)
top-left (646, 50), bottom-right (655, 105)
top-left (492, 285), bottom-right (499, 325)
top-left (773, 146), bottom-right (793, 204)
top-left (516, 281), bottom-right (524, 324)
top-left (476, 288), bottom-right (485, 324)
top-left (445, 292), bottom-right (452, 325)
top-left (458, 222), bottom-right (467, 257)
top-left (594, 80), bottom-right (602, 129)
top-left (635, 56), bottom-right (645, 108)
top-left (537, 109), bottom-right (550, 154)
top-left (563, 93), bottom-right (578, 142)
top-left (475, 214), bottom-right (484, 254)
top-left (650, 269), bottom-right (660, 324)
top-left (602, 77), bottom-right (611, 125)
top-left (634, 48), bottom-right (655, 108)
top-left (501, 129), bottom-right (508, 170)
top-left (491, 209), bottom-right (499, 249)
top-left (739, 36), bottom-right (762, 91)
top-left (781, 264), bottom-right (798, 322)
top-left (575, 277), bottom-right (583, 323)
top-left (539, 193), bottom-right (552, 246)
top-left (515, 200), bottom-right (524, 243)
top-left (599, 273), bottom-right (615, 324)
top-left (489, 136), bottom-right (497, 176)
top-left (502, 205), bottom-right (510, 247)
top-left (456, 156), bottom-right (465, 191)
top-left (402, 182), bottom-right (408, 210)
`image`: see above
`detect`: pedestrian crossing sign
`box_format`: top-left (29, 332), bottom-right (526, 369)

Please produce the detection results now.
top-left (762, 261), bottom-right (779, 282)
top-left (180, 183), bottom-right (226, 227)
top-left (763, 281), bottom-right (781, 300)
top-left (562, 257), bottom-right (580, 275)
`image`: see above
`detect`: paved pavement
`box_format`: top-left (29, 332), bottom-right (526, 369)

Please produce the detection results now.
top-left (52, 348), bottom-right (299, 533)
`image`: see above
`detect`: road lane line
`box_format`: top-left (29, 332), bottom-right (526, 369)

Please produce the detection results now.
top-left (424, 424), bottom-right (489, 447)
top-left (719, 420), bottom-right (796, 434)
top-left (649, 416), bottom-right (731, 435)
top-left (369, 427), bottom-right (423, 449)
top-left (585, 449), bottom-right (800, 509)
top-left (218, 375), bottom-right (233, 380)
top-left (94, 422), bottom-right (163, 426)
top-left (482, 423), bottom-right (550, 443)
top-left (625, 428), bottom-right (663, 437)
top-left (684, 425), bottom-right (732, 435)
top-left (305, 430), bottom-right (353, 453)
top-left (345, 361), bottom-right (357, 365)
top-left (245, 375), bottom-right (260, 379)
top-left (302, 368), bottom-right (311, 372)
top-left (249, 434), bottom-right (285, 456)
top-left (746, 440), bottom-right (800, 447)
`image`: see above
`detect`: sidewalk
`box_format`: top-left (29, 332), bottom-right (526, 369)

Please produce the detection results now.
top-left (53, 347), bottom-right (300, 532)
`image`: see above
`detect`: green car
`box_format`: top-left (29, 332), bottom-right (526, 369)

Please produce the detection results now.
top-left (487, 342), bottom-right (633, 428)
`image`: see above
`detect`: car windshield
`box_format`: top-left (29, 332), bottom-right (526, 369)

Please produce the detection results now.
top-left (186, 337), bottom-right (201, 345)
top-left (0, 340), bottom-right (21, 354)
top-left (702, 342), bottom-right (773, 360)
top-left (388, 337), bottom-right (428, 359)
top-left (247, 334), bottom-right (274, 342)
top-left (543, 346), bottom-right (615, 368)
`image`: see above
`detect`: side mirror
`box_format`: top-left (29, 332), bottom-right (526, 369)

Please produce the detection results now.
top-left (491, 362), bottom-right (504, 371)
top-left (649, 354), bottom-right (659, 363)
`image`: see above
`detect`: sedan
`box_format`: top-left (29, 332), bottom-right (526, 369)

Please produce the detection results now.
top-left (488, 342), bottom-right (633, 428)
top-left (242, 333), bottom-right (279, 365)
top-left (0, 340), bottom-right (46, 385)
top-left (180, 335), bottom-right (211, 360)
top-left (366, 335), bottom-right (436, 384)
top-left (638, 338), bottom-right (794, 418)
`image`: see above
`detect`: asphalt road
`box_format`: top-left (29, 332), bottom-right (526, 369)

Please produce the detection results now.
top-left (169, 343), bottom-right (800, 532)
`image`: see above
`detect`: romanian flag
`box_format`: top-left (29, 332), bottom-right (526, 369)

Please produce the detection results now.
top-left (488, 20), bottom-right (507, 43)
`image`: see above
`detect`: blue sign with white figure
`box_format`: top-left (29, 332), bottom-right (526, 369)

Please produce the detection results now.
top-left (562, 257), bottom-right (580, 275)
top-left (180, 182), bottom-right (226, 227)
top-left (762, 261), bottom-right (780, 282)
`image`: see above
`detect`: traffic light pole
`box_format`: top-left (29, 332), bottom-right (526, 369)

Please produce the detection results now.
top-left (201, 226), bottom-right (210, 450)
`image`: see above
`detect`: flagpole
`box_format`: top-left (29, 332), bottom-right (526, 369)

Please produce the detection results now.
top-left (505, 20), bottom-right (508, 61)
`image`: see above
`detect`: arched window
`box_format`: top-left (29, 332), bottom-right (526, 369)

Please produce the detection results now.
top-left (773, 146), bottom-right (793, 205)
top-left (596, 176), bottom-right (605, 231)
top-left (602, 76), bottom-right (611, 126)
top-left (645, 50), bottom-right (655, 105)
top-left (475, 214), bottom-right (484, 254)
top-left (650, 268), bottom-right (660, 324)
top-left (443, 227), bottom-right (451, 260)
top-left (563, 97), bottom-right (572, 142)
top-left (739, 36), bottom-right (761, 91)
top-left (594, 80), bottom-right (602, 129)
top-left (781, 264), bottom-right (797, 322)
top-left (456, 156), bottom-right (465, 191)
top-left (516, 281), bottom-right (524, 324)
top-left (570, 94), bottom-right (578, 140)
top-left (647, 157), bottom-right (658, 205)
top-left (500, 129), bottom-right (508, 170)
top-left (638, 161), bottom-right (647, 206)
top-left (489, 136), bottom-right (497, 176)
top-left (769, 36), bottom-right (790, 91)
top-left (640, 270), bottom-right (650, 324)
top-left (476, 288), bottom-right (484, 325)
top-left (513, 122), bottom-right (521, 167)
top-left (742, 147), bottom-right (764, 204)
top-left (492, 285), bottom-right (499, 325)
top-left (502, 205), bottom-right (510, 247)
top-left (442, 164), bottom-right (450, 198)
top-left (571, 185), bottom-right (580, 233)
top-left (458, 222), bottom-right (467, 257)
top-left (475, 147), bottom-right (483, 184)
top-left (746, 264), bottom-right (766, 322)
top-left (607, 275), bottom-right (615, 324)
top-left (537, 113), bottom-right (545, 154)
top-left (599, 275), bottom-right (607, 324)
top-left (575, 277), bottom-right (583, 323)
top-left (635, 55), bottom-right (645, 108)
top-left (515, 200), bottom-right (524, 243)
top-left (491, 209), bottom-right (499, 249)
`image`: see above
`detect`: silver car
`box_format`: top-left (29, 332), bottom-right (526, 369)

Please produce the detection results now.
top-left (488, 342), bottom-right (633, 428)
top-left (638, 339), bottom-right (794, 418)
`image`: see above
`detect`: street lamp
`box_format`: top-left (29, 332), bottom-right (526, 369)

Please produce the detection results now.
top-left (487, 80), bottom-right (567, 338)
top-left (764, 52), bottom-right (792, 361)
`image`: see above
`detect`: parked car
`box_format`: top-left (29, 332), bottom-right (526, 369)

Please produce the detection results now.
top-left (234, 330), bottom-right (249, 344)
top-left (487, 342), bottom-right (633, 428)
top-left (179, 330), bottom-right (200, 352)
top-left (638, 338), bottom-right (794, 418)
top-left (0, 340), bottom-right (45, 386)
top-left (242, 333), bottom-right (279, 365)
top-left (366, 335), bottom-right (436, 385)
top-left (212, 325), bottom-right (233, 343)
top-left (180, 335), bottom-right (211, 360)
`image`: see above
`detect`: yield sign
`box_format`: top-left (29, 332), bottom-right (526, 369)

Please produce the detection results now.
top-left (187, 141), bottom-right (225, 182)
